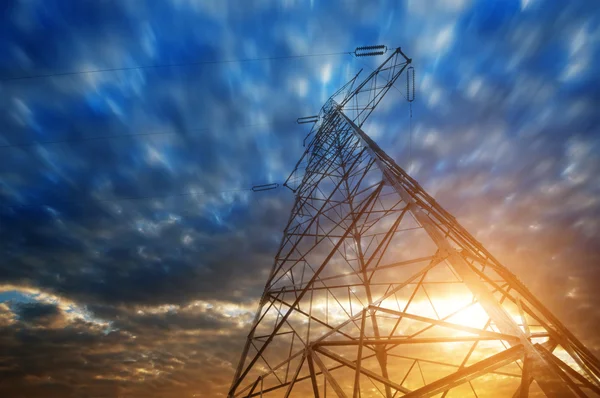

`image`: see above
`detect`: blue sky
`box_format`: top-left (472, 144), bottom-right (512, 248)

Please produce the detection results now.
top-left (0, 0), bottom-right (599, 397)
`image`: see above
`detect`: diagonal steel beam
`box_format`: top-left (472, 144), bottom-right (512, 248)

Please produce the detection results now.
top-left (340, 109), bottom-right (578, 398)
top-left (316, 346), bottom-right (412, 395)
top-left (400, 344), bottom-right (525, 398)
top-left (311, 349), bottom-right (348, 398)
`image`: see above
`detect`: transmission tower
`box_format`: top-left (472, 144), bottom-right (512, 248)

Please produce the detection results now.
top-left (228, 47), bottom-right (600, 397)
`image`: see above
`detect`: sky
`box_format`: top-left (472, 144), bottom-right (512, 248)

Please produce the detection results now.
top-left (0, 0), bottom-right (599, 397)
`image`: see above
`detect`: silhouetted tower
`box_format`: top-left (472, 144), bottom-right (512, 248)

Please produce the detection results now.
top-left (228, 47), bottom-right (600, 397)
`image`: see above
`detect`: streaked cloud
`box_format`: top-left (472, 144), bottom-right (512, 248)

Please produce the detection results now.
top-left (0, 0), bottom-right (599, 396)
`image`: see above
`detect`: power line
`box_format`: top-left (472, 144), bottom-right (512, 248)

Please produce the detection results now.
top-left (0, 128), bottom-right (187, 149)
top-left (96, 187), bottom-right (253, 203)
top-left (0, 121), bottom-right (283, 150)
top-left (4, 184), bottom-right (282, 210)
top-left (0, 52), bottom-right (381, 149)
top-left (1, 51), bottom-right (352, 82)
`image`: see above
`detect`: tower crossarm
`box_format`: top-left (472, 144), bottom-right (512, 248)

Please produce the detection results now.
top-left (284, 48), bottom-right (411, 194)
top-left (338, 47), bottom-right (411, 128)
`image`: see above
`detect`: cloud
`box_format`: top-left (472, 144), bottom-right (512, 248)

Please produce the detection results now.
top-left (0, 0), bottom-right (600, 396)
top-left (0, 293), bottom-right (253, 397)
top-left (12, 302), bottom-right (67, 328)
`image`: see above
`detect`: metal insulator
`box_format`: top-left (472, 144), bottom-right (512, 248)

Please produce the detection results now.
top-left (251, 183), bottom-right (279, 192)
top-left (354, 45), bottom-right (387, 57)
top-left (356, 45), bottom-right (385, 50)
top-left (406, 66), bottom-right (415, 102)
top-left (355, 51), bottom-right (385, 57)
top-left (297, 115), bottom-right (319, 124)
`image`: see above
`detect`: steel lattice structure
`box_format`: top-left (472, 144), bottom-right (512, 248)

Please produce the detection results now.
top-left (228, 48), bottom-right (600, 398)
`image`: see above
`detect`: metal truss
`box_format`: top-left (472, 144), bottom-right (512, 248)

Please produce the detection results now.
top-left (228, 48), bottom-right (600, 398)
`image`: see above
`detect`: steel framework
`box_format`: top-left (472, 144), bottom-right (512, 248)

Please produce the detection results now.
top-left (228, 48), bottom-right (600, 397)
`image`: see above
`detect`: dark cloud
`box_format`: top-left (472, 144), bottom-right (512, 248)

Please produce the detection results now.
top-left (0, 301), bottom-right (249, 398)
top-left (12, 302), bottom-right (66, 327)
top-left (1, 190), bottom-right (287, 307)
